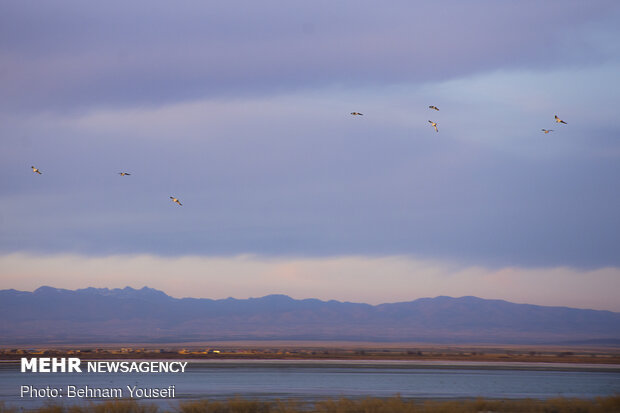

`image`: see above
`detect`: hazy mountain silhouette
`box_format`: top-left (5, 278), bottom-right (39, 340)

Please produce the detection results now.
top-left (1, 286), bottom-right (619, 345)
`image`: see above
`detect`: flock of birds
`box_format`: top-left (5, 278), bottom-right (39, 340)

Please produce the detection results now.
top-left (30, 163), bottom-right (185, 207)
top-left (352, 106), bottom-right (567, 135)
top-left (541, 116), bottom-right (568, 134)
top-left (30, 107), bottom-right (568, 207)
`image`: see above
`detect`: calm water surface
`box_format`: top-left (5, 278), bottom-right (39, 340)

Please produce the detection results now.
top-left (1, 359), bottom-right (619, 408)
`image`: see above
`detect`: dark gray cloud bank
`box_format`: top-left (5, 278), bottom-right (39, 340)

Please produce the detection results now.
top-left (1, 1), bottom-right (618, 112)
top-left (1, 1), bottom-right (619, 268)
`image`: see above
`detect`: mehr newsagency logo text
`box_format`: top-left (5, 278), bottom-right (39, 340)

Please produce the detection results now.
top-left (21, 358), bottom-right (188, 373)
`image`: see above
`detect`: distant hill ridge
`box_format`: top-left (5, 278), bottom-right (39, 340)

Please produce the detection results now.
top-left (1, 286), bottom-right (619, 345)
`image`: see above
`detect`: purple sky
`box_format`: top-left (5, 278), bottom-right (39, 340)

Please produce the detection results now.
top-left (1, 1), bottom-right (620, 309)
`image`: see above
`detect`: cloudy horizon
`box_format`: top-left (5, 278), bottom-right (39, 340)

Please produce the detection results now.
top-left (3, 253), bottom-right (620, 312)
top-left (2, 1), bottom-right (619, 311)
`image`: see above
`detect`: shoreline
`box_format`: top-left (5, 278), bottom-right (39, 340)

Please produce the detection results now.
top-left (2, 342), bottom-right (619, 365)
top-left (3, 355), bottom-right (619, 365)
top-left (2, 396), bottom-right (619, 413)
top-left (3, 358), bottom-right (620, 372)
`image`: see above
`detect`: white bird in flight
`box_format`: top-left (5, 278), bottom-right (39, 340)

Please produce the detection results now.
top-left (428, 120), bottom-right (438, 132)
top-left (554, 115), bottom-right (567, 124)
top-left (541, 129), bottom-right (554, 134)
top-left (429, 105), bottom-right (439, 111)
top-left (170, 196), bottom-right (182, 206)
top-left (118, 172), bottom-right (131, 176)
top-left (31, 166), bottom-right (42, 175)
top-left (350, 112), bottom-right (363, 116)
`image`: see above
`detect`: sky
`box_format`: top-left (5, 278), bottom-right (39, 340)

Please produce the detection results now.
top-left (1, 1), bottom-right (620, 310)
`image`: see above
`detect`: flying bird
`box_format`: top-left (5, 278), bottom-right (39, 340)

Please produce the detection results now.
top-left (429, 105), bottom-right (440, 111)
top-left (428, 120), bottom-right (438, 132)
top-left (541, 129), bottom-right (554, 134)
top-left (350, 112), bottom-right (363, 116)
top-left (118, 172), bottom-right (131, 176)
top-left (170, 196), bottom-right (182, 206)
top-left (554, 115), bottom-right (567, 124)
top-left (31, 166), bottom-right (42, 175)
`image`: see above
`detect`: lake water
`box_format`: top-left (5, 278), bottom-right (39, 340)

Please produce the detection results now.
top-left (1, 359), bottom-right (619, 408)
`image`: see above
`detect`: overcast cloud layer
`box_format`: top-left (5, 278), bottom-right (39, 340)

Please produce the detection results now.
top-left (2, 1), bottom-right (619, 112)
top-left (1, 1), bottom-right (620, 304)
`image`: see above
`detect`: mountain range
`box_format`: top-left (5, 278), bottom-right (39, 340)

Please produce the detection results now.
top-left (1, 286), bottom-right (619, 345)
